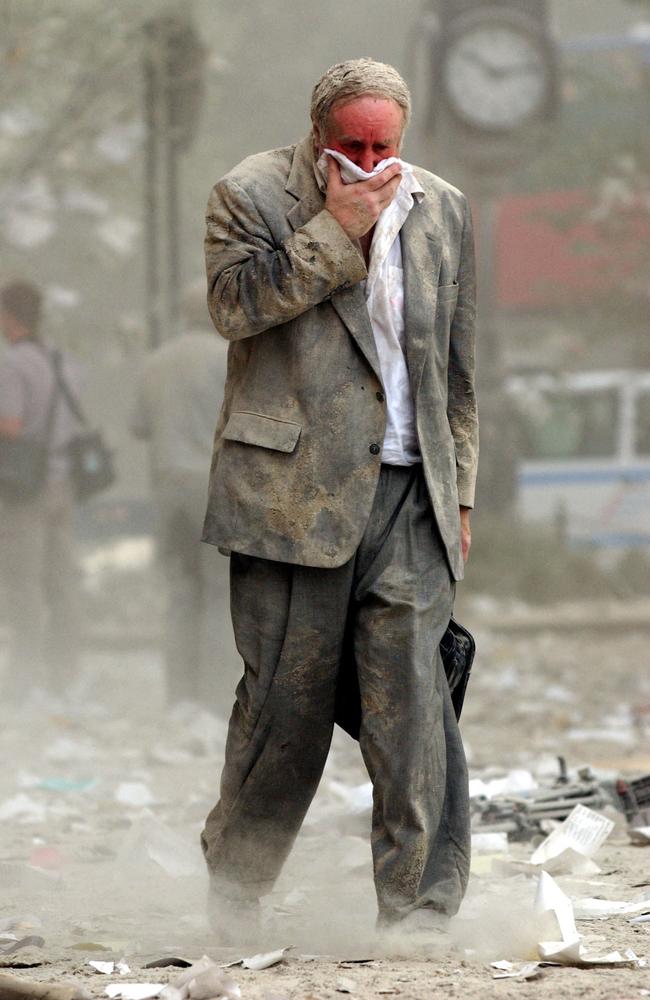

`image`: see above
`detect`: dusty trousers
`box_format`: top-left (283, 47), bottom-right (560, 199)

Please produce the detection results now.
top-left (201, 464), bottom-right (470, 923)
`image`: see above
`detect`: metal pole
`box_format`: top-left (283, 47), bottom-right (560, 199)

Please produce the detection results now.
top-left (143, 45), bottom-right (161, 350)
top-left (165, 65), bottom-right (181, 340)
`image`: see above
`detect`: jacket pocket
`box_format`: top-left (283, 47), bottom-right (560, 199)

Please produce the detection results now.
top-left (437, 282), bottom-right (459, 302)
top-left (221, 410), bottom-right (301, 453)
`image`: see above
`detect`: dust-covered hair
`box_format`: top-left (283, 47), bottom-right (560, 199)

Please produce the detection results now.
top-left (310, 58), bottom-right (411, 139)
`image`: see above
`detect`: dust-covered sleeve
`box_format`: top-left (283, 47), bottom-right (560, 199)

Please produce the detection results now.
top-left (447, 195), bottom-right (478, 508)
top-left (204, 177), bottom-right (367, 341)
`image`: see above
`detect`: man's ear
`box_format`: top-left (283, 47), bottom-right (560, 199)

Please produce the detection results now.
top-left (312, 121), bottom-right (323, 154)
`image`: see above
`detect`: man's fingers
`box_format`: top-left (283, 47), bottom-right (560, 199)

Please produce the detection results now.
top-left (324, 156), bottom-right (402, 238)
top-left (326, 155), bottom-right (343, 188)
top-left (363, 163), bottom-right (402, 191)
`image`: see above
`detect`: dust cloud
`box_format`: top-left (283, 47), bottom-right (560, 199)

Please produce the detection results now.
top-left (1, 0), bottom-right (649, 995)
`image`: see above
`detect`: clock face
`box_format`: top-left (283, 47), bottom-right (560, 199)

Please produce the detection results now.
top-left (442, 21), bottom-right (551, 131)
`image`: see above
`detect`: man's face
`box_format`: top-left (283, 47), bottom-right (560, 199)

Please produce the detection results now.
top-left (316, 96), bottom-right (404, 174)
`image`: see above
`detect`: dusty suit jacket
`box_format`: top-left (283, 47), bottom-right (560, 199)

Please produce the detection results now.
top-left (202, 135), bottom-right (478, 581)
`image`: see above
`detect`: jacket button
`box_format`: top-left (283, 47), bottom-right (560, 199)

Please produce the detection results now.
top-left (369, 443), bottom-right (381, 455)
top-left (376, 391), bottom-right (385, 402)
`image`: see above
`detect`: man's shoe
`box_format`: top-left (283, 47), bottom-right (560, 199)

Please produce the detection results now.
top-left (376, 908), bottom-right (451, 958)
top-left (207, 886), bottom-right (262, 950)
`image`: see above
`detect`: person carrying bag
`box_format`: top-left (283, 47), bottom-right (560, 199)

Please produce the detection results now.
top-left (50, 352), bottom-right (115, 503)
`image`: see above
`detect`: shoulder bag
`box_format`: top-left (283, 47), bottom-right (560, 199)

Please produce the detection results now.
top-left (51, 353), bottom-right (116, 502)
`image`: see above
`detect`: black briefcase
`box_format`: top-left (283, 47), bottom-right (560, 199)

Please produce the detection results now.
top-left (334, 617), bottom-right (475, 740)
top-left (440, 617), bottom-right (476, 720)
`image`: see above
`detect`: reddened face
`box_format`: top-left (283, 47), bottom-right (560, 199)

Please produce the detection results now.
top-left (314, 96), bottom-right (404, 173)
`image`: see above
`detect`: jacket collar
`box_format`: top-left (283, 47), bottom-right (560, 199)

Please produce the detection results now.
top-left (285, 135), bottom-right (324, 232)
top-left (401, 198), bottom-right (444, 398)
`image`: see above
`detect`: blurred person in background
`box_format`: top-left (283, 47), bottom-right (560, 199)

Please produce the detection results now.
top-left (0, 279), bottom-right (82, 704)
top-left (200, 58), bottom-right (477, 943)
top-left (130, 281), bottom-right (233, 713)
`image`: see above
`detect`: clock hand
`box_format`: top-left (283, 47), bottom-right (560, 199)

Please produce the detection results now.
top-left (460, 50), bottom-right (541, 80)
top-left (496, 61), bottom-right (542, 77)
top-left (462, 50), bottom-right (502, 76)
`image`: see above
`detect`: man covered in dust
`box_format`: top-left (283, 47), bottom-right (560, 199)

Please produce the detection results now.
top-left (200, 58), bottom-right (478, 940)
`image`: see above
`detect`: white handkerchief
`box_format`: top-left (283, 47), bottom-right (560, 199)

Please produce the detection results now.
top-left (316, 149), bottom-right (423, 289)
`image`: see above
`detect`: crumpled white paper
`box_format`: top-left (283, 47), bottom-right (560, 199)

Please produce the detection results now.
top-left (239, 947), bottom-right (291, 971)
top-left (535, 871), bottom-right (645, 966)
top-left (469, 770), bottom-right (537, 800)
top-left (491, 960), bottom-right (542, 980)
top-left (572, 895), bottom-right (650, 919)
top-left (105, 985), bottom-right (163, 1000)
top-left (159, 956), bottom-right (241, 1000)
top-left (471, 831), bottom-right (509, 854)
top-left (90, 960), bottom-right (130, 975)
top-left (530, 804), bottom-right (614, 875)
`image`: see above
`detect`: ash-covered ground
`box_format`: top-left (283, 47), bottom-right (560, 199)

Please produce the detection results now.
top-left (1, 597), bottom-right (649, 1000)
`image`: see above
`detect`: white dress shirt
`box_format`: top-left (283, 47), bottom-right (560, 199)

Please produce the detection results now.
top-left (316, 149), bottom-right (424, 465)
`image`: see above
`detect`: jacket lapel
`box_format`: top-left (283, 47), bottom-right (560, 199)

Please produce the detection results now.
top-left (285, 138), bottom-right (383, 386)
top-left (401, 201), bottom-right (443, 398)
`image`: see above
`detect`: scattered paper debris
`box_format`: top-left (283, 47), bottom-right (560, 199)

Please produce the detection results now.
top-left (530, 804), bottom-right (614, 875)
top-left (630, 825), bottom-right (650, 845)
top-left (190, 971), bottom-right (240, 999)
top-left (335, 977), bottom-right (356, 993)
top-left (114, 783), bottom-right (155, 808)
top-left (105, 985), bottom-right (163, 1000)
top-left (491, 960), bottom-right (542, 980)
top-left (234, 948), bottom-right (291, 971)
top-left (160, 958), bottom-right (240, 1000)
top-left (165, 956), bottom-right (215, 989)
top-left (0, 794), bottom-right (47, 824)
top-left (471, 832), bottom-right (508, 854)
top-left (535, 871), bottom-right (645, 967)
top-left (573, 895), bottom-right (650, 919)
top-left (469, 770), bottom-right (537, 800)
top-left (0, 936), bottom-right (45, 956)
top-left (90, 962), bottom-right (115, 975)
top-left (90, 961), bottom-right (130, 976)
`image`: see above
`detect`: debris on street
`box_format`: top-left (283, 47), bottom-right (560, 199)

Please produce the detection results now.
top-left (0, 615), bottom-right (648, 998)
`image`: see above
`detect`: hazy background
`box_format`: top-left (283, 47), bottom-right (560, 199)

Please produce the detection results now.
top-left (2, 0), bottom-right (650, 636)
top-left (1, 1), bottom-right (649, 968)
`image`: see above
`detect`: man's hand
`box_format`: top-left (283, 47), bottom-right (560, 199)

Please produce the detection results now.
top-left (460, 506), bottom-right (472, 563)
top-left (324, 156), bottom-right (402, 240)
